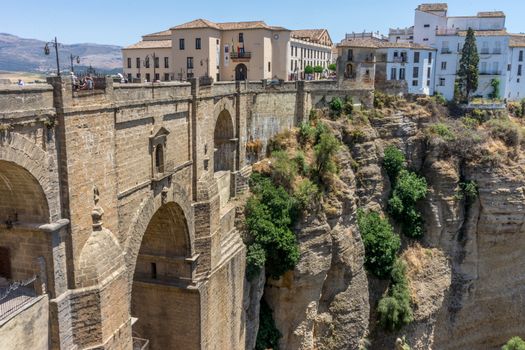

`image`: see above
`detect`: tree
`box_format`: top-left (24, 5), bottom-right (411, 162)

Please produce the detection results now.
top-left (328, 63), bottom-right (337, 72)
top-left (457, 28), bottom-right (479, 101)
top-left (304, 65), bottom-right (314, 75)
top-left (502, 337), bottom-right (525, 350)
top-left (313, 65), bottom-right (324, 74)
top-left (489, 78), bottom-right (500, 99)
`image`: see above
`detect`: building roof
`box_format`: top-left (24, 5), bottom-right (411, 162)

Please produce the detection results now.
top-left (417, 3), bottom-right (448, 12)
top-left (170, 19), bottom-right (288, 31)
top-left (456, 29), bottom-right (508, 37)
top-left (338, 37), bottom-right (434, 50)
top-left (124, 40), bottom-right (172, 50)
top-left (144, 29), bottom-right (172, 37)
top-left (477, 11), bottom-right (505, 18)
top-left (510, 35), bottom-right (525, 47)
top-left (291, 29), bottom-right (331, 44)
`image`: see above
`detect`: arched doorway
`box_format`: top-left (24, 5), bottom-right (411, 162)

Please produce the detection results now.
top-left (235, 63), bottom-right (247, 81)
top-left (131, 202), bottom-right (199, 350)
top-left (346, 63), bottom-right (354, 79)
top-left (0, 160), bottom-right (50, 318)
top-left (214, 110), bottom-right (235, 173)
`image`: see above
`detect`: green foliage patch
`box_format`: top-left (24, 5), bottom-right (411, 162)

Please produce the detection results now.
top-left (255, 299), bottom-right (281, 350)
top-left (502, 337), bottom-right (525, 350)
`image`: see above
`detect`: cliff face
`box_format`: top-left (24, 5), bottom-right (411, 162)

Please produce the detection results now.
top-left (254, 99), bottom-right (525, 350)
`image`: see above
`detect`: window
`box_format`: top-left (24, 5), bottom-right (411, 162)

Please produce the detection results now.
top-left (441, 61), bottom-right (447, 70)
top-left (196, 38), bottom-right (201, 50)
top-left (520, 51), bottom-right (524, 62)
top-left (136, 73), bottom-right (141, 79)
top-left (154, 73), bottom-right (159, 81)
top-left (179, 38), bottom-right (185, 50)
top-left (164, 73), bottom-right (169, 81)
top-left (151, 262), bottom-right (157, 279)
top-left (391, 67), bottom-right (397, 80)
top-left (239, 33), bottom-right (244, 43)
top-left (145, 73), bottom-right (150, 82)
top-left (413, 67), bottom-right (419, 78)
top-left (187, 57), bottom-right (194, 69)
top-left (145, 58), bottom-right (150, 68)
top-left (393, 51), bottom-right (399, 58)
top-left (164, 57), bottom-right (169, 68)
top-left (439, 78), bottom-right (445, 86)
top-left (427, 79), bottom-right (430, 87)
top-left (268, 62), bottom-right (271, 72)
top-left (127, 73), bottom-right (132, 81)
top-left (414, 51), bottom-right (420, 63)
top-left (399, 68), bottom-right (406, 80)
top-left (424, 24), bottom-right (430, 28)
top-left (155, 144), bottom-right (164, 173)
top-left (481, 62), bottom-right (487, 74)
top-left (428, 52), bottom-right (432, 63)
top-left (427, 67), bottom-right (431, 78)
top-left (347, 49), bottom-right (353, 61)
top-left (519, 65), bottom-right (522, 76)
top-left (508, 64), bottom-right (512, 71)
top-left (136, 57), bottom-right (140, 68)
top-left (493, 62), bottom-right (499, 74)
top-left (127, 57), bottom-right (131, 69)
top-left (154, 56), bottom-right (159, 69)
top-left (423, 38), bottom-right (429, 41)
top-left (412, 80), bottom-right (418, 86)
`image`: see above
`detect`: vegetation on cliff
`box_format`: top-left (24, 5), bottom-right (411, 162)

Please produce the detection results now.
top-left (503, 337), bottom-right (525, 350)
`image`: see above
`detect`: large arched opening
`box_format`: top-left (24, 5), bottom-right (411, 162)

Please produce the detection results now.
top-left (235, 63), bottom-right (247, 81)
top-left (213, 109), bottom-right (236, 208)
top-left (0, 160), bottom-right (50, 319)
top-left (131, 202), bottom-right (199, 350)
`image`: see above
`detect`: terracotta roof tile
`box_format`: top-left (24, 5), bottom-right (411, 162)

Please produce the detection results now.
top-left (477, 11), bottom-right (505, 18)
top-left (124, 40), bottom-right (172, 49)
top-left (170, 19), bottom-right (288, 31)
top-left (417, 3), bottom-right (448, 12)
top-left (510, 35), bottom-right (525, 47)
top-left (171, 19), bottom-right (221, 30)
top-left (338, 37), bottom-right (434, 50)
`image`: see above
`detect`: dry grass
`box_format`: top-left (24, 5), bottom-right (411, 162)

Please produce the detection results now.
top-left (0, 71), bottom-right (46, 83)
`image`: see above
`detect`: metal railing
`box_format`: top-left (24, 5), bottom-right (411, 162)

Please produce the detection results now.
top-left (133, 337), bottom-right (150, 350)
top-left (441, 48), bottom-right (452, 54)
top-left (230, 52), bottom-right (252, 59)
top-left (0, 276), bottom-right (38, 321)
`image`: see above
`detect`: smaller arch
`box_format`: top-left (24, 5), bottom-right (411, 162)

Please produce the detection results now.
top-left (214, 109), bottom-right (235, 173)
top-left (235, 63), bottom-right (248, 81)
top-left (346, 63), bottom-right (355, 79)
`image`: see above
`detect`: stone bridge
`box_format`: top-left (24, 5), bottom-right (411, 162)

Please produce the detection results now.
top-left (0, 77), bottom-right (371, 350)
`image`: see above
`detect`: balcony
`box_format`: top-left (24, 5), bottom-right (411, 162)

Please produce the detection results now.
top-left (480, 49), bottom-right (490, 55)
top-left (393, 57), bottom-right (408, 63)
top-left (441, 48), bottom-right (452, 54)
top-left (479, 71), bottom-right (502, 76)
top-left (230, 51), bottom-right (252, 61)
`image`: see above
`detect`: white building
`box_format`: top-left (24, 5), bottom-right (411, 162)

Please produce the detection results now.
top-left (399, 3), bottom-right (525, 100)
top-left (290, 29), bottom-right (334, 80)
top-left (389, 27), bottom-right (414, 43)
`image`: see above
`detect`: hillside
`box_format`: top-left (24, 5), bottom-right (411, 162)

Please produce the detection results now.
top-left (0, 33), bottom-right (122, 74)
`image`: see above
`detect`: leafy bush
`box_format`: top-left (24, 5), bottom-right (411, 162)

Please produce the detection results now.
top-left (489, 78), bottom-right (500, 100)
top-left (329, 97), bottom-right (343, 118)
top-left (298, 122), bottom-right (316, 146)
top-left (429, 123), bottom-right (456, 141)
top-left (246, 173), bottom-right (300, 279)
top-left (433, 92), bottom-right (447, 106)
top-left (313, 131), bottom-right (340, 182)
top-left (304, 65), bottom-right (314, 75)
top-left (293, 151), bottom-right (309, 176)
top-left (374, 91), bottom-right (397, 109)
top-left (294, 179), bottom-right (320, 210)
top-left (383, 146), bottom-right (406, 181)
top-left (315, 122), bottom-right (329, 144)
top-left (348, 129), bottom-right (367, 144)
top-left (357, 210), bottom-right (401, 279)
top-left (314, 65), bottom-right (324, 74)
top-left (268, 130), bottom-right (292, 153)
top-left (508, 102), bottom-right (523, 118)
top-left (255, 300), bottom-right (281, 350)
top-left (377, 259), bottom-right (413, 331)
top-left (457, 180), bottom-right (478, 204)
top-left (270, 151), bottom-right (298, 190)
top-left (388, 170), bottom-right (428, 238)
top-left (328, 63), bottom-right (337, 72)
top-left (462, 116), bottom-right (480, 129)
top-left (343, 96), bottom-right (354, 115)
top-left (502, 337), bottom-right (525, 350)
top-left (246, 243), bottom-right (266, 281)
top-left (486, 117), bottom-right (522, 147)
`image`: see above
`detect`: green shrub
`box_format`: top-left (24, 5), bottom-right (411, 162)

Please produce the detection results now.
top-left (429, 123), bottom-right (456, 141)
top-left (357, 210), bottom-right (401, 279)
top-left (304, 65), bottom-right (314, 75)
top-left (383, 146), bottom-right (406, 181)
top-left (267, 130), bottom-right (292, 153)
top-left (313, 131), bottom-right (340, 182)
top-left (433, 92), bottom-right (447, 106)
top-left (374, 91), bottom-right (397, 109)
top-left (486, 117), bottom-right (522, 147)
top-left (255, 299), bottom-right (281, 350)
top-left (294, 179), bottom-right (320, 210)
top-left (388, 169), bottom-right (428, 238)
top-left (293, 151), bottom-right (309, 176)
top-left (314, 65), bottom-right (324, 74)
top-left (328, 63), bottom-right (337, 72)
top-left (377, 259), bottom-right (413, 331)
top-left (270, 151), bottom-right (298, 190)
top-left (329, 97), bottom-right (343, 118)
top-left (457, 180), bottom-right (478, 204)
top-left (462, 116), bottom-right (480, 129)
top-left (246, 174), bottom-right (300, 279)
top-left (298, 122), bottom-right (316, 146)
top-left (521, 99), bottom-right (525, 118)
top-left (315, 122), bottom-right (329, 144)
top-left (246, 243), bottom-right (266, 280)
top-left (348, 128), bottom-right (367, 144)
top-left (489, 78), bottom-right (500, 99)
top-left (503, 337), bottom-right (525, 350)
top-left (343, 96), bottom-right (354, 115)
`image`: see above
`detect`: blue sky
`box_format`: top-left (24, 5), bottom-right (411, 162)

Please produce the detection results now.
top-left (2, 0), bottom-right (525, 46)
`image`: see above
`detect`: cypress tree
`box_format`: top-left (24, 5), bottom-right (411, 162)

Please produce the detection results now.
top-left (457, 28), bottom-right (479, 102)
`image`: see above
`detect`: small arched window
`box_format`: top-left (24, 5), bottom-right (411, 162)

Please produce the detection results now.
top-left (155, 144), bottom-right (164, 174)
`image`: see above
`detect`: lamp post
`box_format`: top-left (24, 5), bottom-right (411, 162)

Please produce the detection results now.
top-left (44, 37), bottom-right (61, 76)
top-left (69, 54), bottom-right (80, 74)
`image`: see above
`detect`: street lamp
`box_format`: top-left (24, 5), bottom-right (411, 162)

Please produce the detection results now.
top-left (44, 37), bottom-right (61, 76)
top-left (70, 54), bottom-right (80, 74)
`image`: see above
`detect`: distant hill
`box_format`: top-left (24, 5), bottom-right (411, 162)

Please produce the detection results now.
top-left (0, 33), bottom-right (122, 74)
